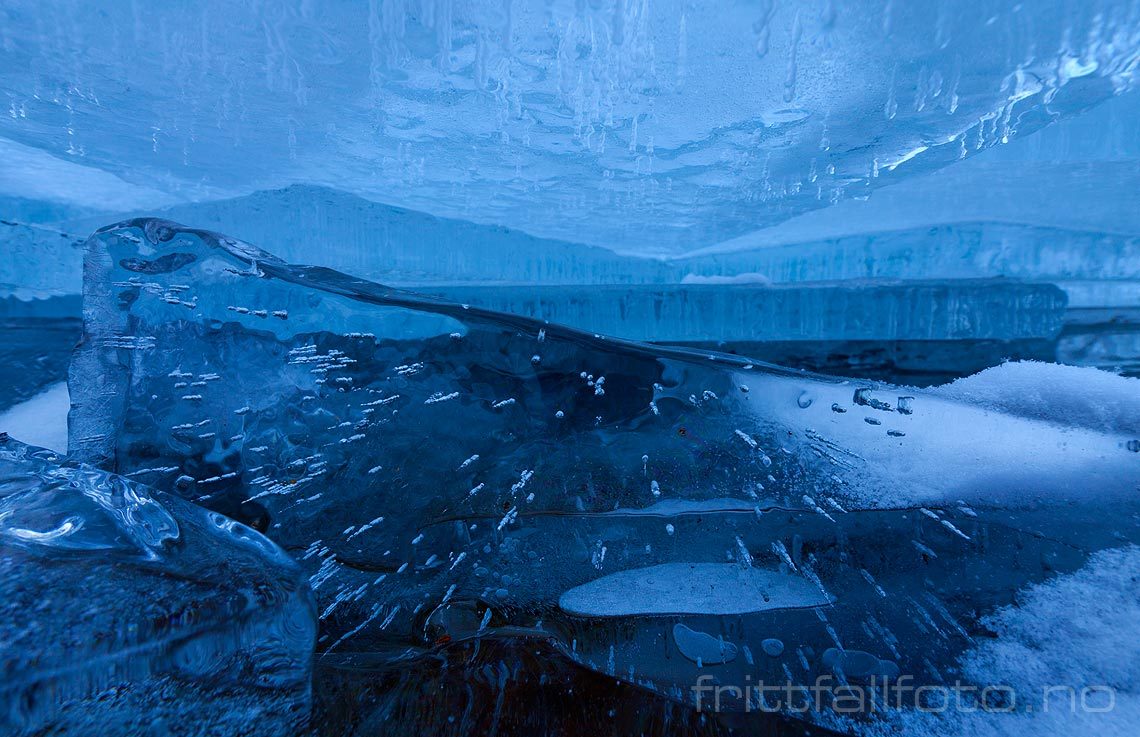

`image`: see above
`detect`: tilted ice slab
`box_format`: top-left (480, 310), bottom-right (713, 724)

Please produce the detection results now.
top-left (3, 1), bottom-right (1140, 250)
top-left (68, 219), bottom-right (1140, 723)
top-left (0, 436), bottom-right (316, 736)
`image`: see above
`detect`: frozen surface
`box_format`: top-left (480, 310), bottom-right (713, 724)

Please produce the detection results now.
top-left (41, 181), bottom-right (1140, 297)
top-left (701, 87), bottom-right (1140, 255)
top-left (2, 2), bottom-right (1139, 732)
top-left (95, 185), bottom-right (673, 288)
top-left (675, 221), bottom-right (1140, 308)
top-left (932, 361), bottom-right (1140, 434)
top-left (0, 381), bottom-right (69, 452)
top-left (875, 546), bottom-right (1140, 737)
top-left (7, 182), bottom-right (1131, 375)
top-left (671, 623), bottom-right (739, 665)
top-left (66, 218), bottom-right (1140, 728)
top-left (2, 1), bottom-right (1140, 250)
top-left (0, 436), bottom-right (316, 736)
top-left (6, 175), bottom-right (1137, 378)
top-left (0, 219), bottom-right (83, 300)
top-left (558, 562), bottom-right (834, 617)
top-left (0, 136), bottom-right (173, 216)
top-left (425, 280), bottom-right (1067, 343)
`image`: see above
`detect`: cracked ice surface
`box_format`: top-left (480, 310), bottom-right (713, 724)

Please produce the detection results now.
top-left (66, 218), bottom-right (1140, 728)
top-left (2, 1), bottom-right (1140, 251)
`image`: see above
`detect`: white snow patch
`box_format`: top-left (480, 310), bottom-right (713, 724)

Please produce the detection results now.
top-left (680, 272), bottom-right (772, 285)
top-left (871, 546), bottom-right (1140, 737)
top-left (0, 137), bottom-right (176, 211)
top-left (742, 361), bottom-right (1140, 511)
top-left (0, 382), bottom-right (70, 452)
top-left (931, 361), bottom-right (1140, 435)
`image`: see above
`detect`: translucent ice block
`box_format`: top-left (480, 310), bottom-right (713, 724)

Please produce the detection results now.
top-left (0, 436), bottom-right (316, 736)
top-left (67, 219), bottom-right (1140, 728)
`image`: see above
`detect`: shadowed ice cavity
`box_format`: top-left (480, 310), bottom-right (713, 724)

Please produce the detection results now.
top-left (68, 219), bottom-right (1140, 724)
top-left (0, 436), bottom-right (316, 737)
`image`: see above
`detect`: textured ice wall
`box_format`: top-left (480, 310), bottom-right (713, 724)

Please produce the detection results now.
top-left (0, 220), bottom-right (83, 301)
top-left (2, 1), bottom-right (1140, 249)
top-left (426, 280), bottom-right (1067, 343)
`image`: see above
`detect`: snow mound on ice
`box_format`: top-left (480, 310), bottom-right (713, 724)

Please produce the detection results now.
top-left (875, 546), bottom-right (1140, 737)
top-left (931, 362), bottom-right (1140, 435)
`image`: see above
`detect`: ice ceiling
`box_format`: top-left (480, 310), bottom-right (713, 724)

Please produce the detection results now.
top-left (2, 0), bottom-right (1140, 253)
